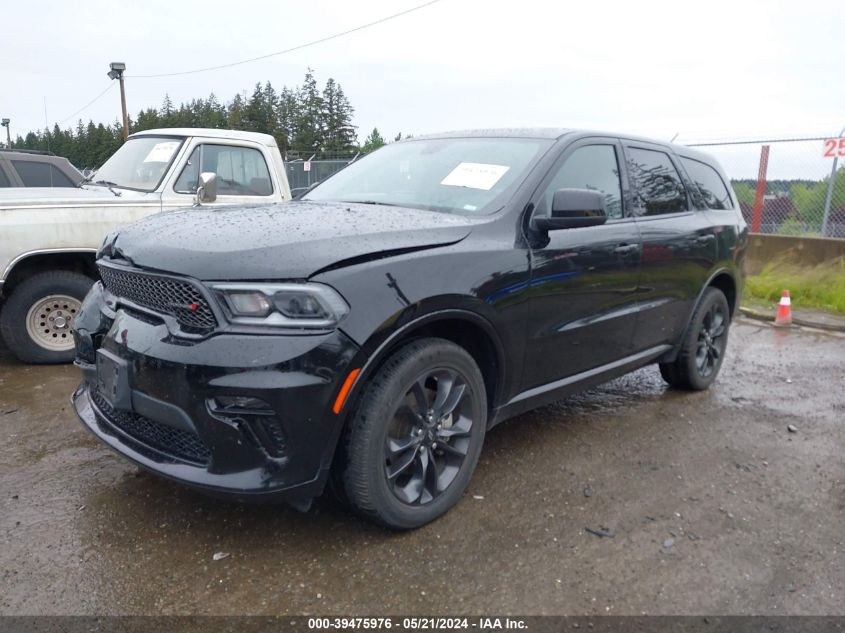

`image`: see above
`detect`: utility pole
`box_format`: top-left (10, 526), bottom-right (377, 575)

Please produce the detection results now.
top-left (107, 62), bottom-right (128, 140)
top-left (0, 118), bottom-right (10, 148)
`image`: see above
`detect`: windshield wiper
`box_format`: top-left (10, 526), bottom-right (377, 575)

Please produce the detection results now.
top-left (345, 200), bottom-right (394, 206)
top-left (91, 180), bottom-right (122, 197)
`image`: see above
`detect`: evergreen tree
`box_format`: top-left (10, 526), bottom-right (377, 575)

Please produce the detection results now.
top-left (322, 78), bottom-right (357, 153)
top-left (11, 69), bottom-right (373, 168)
top-left (160, 94), bottom-right (174, 119)
top-left (292, 68), bottom-right (324, 154)
top-left (361, 127), bottom-right (387, 154)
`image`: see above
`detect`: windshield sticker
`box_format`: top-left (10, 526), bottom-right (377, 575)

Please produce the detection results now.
top-left (143, 141), bottom-right (181, 163)
top-left (440, 162), bottom-right (510, 191)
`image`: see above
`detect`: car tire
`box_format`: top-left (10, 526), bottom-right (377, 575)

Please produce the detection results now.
top-left (659, 287), bottom-right (731, 391)
top-left (339, 338), bottom-right (487, 529)
top-left (0, 271), bottom-right (94, 364)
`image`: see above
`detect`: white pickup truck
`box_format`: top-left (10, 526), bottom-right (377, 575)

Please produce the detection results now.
top-left (0, 127), bottom-right (291, 363)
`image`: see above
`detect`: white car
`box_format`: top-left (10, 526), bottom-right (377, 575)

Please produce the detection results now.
top-left (0, 128), bottom-right (291, 363)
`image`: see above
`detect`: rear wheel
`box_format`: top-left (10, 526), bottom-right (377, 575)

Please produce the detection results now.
top-left (659, 287), bottom-right (730, 390)
top-left (0, 271), bottom-right (94, 364)
top-left (339, 338), bottom-right (487, 529)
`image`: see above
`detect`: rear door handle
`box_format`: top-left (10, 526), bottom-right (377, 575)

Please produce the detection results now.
top-left (614, 243), bottom-right (639, 255)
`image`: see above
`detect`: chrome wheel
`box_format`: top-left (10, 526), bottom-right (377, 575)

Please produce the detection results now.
top-left (25, 294), bottom-right (81, 352)
top-left (384, 368), bottom-right (476, 505)
top-left (695, 301), bottom-right (727, 378)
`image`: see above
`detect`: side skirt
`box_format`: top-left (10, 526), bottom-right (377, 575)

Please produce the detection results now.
top-left (489, 344), bottom-right (672, 427)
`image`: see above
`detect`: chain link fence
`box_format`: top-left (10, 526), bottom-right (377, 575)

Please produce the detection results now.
top-left (285, 154), bottom-right (358, 198)
top-left (684, 133), bottom-right (845, 238)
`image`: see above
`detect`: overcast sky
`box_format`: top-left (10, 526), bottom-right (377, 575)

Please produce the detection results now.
top-left (2, 0), bottom-right (843, 177)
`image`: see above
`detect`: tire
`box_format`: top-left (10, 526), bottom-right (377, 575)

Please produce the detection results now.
top-left (659, 287), bottom-right (731, 391)
top-left (339, 338), bottom-right (487, 529)
top-left (0, 271), bottom-right (94, 364)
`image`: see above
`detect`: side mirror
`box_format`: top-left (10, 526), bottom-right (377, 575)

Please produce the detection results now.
top-left (195, 172), bottom-right (218, 205)
top-left (533, 188), bottom-right (608, 231)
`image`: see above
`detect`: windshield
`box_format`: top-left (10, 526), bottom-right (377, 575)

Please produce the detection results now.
top-left (90, 136), bottom-right (185, 192)
top-left (305, 137), bottom-right (552, 215)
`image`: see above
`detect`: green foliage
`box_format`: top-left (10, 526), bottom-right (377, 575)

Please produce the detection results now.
top-left (12, 69), bottom-right (362, 169)
top-left (361, 127), bottom-right (386, 154)
top-left (789, 167), bottom-right (845, 227)
top-left (745, 255), bottom-right (845, 314)
top-left (731, 181), bottom-right (756, 207)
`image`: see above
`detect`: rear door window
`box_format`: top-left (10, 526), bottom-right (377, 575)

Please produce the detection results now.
top-left (0, 163), bottom-right (10, 187)
top-left (680, 157), bottom-right (733, 210)
top-left (625, 147), bottom-right (688, 216)
top-left (12, 160), bottom-right (76, 187)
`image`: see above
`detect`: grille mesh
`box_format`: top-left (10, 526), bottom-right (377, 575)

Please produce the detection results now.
top-left (97, 264), bottom-right (217, 333)
top-left (91, 390), bottom-right (211, 465)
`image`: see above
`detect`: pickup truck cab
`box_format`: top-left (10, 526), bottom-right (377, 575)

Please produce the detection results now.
top-left (0, 128), bottom-right (291, 363)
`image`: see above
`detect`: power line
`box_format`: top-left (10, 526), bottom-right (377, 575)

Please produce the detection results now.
top-left (127, 0), bottom-right (445, 79)
top-left (57, 83), bottom-right (116, 124)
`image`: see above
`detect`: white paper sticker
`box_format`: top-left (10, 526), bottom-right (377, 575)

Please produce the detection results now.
top-left (143, 141), bottom-right (180, 163)
top-left (440, 162), bottom-right (510, 191)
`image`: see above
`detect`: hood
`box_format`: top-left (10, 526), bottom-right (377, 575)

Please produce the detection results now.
top-left (0, 185), bottom-right (155, 208)
top-left (107, 201), bottom-right (476, 279)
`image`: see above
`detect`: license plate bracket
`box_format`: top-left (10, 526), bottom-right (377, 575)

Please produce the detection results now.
top-left (96, 349), bottom-right (132, 411)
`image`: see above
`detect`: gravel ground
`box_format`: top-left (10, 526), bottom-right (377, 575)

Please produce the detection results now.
top-left (1, 318), bottom-right (843, 615)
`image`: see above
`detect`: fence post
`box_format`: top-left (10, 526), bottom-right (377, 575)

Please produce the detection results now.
top-left (821, 125), bottom-right (845, 237)
top-left (751, 145), bottom-right (770, 233)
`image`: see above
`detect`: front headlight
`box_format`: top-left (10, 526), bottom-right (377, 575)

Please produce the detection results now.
top-left (211, 283), bottom-right (349, 330)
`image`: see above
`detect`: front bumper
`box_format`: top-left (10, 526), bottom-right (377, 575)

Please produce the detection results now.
top-left (71, 283), bottom-right (360, 503)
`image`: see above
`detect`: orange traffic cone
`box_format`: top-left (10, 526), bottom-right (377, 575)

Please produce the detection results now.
top-left (774, 289), bottom-right (792, 327)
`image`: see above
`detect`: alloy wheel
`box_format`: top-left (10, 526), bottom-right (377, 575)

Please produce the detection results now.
top-left (384, 368), bottom-right (476, 505)
top-left (695, 302), bottom-right (727, 378)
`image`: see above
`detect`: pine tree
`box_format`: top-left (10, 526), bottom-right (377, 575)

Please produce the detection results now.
top-left (292, 68), bottom-right (324, 154)
top-left (361, 127), bottom-right (387, 154)
top-left (160, 94), bottom-right (174, 120)
top-left (322, 78), bottom-right (357, 154)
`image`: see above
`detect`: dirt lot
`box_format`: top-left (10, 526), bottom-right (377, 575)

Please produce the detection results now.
top-left (1, 319), bottom-right (843, 616)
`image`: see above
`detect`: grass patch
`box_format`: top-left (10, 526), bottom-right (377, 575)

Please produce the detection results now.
top-left (745, 255), bottom-right (845, 314)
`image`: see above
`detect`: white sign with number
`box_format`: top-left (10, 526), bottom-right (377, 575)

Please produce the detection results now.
top-left (823, 138), bottom-right (845, 158)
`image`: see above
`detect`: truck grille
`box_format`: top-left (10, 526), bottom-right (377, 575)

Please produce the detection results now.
top-left (91, 389), bottom-right (211, 466)
top-left (97, 264), bottom-right (217, 333)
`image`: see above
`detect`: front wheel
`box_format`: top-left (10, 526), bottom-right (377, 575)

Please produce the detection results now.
top-left (659, 287), bottom-right (731, 391)
top-left (339, 338), bottom-right (487, 529)
top-left (0, 271), bottom-right (94, 364)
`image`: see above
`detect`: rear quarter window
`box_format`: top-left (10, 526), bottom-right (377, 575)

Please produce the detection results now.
top-left (680, 157), bottom-right (733, 210)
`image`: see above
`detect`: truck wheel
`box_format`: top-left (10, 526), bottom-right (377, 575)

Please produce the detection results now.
top-left (0, 271), bottom-right (94, 364)
top-left (659, 287), bottom-right (731, 391)
top-left (339, 338), bottom-right (487, 529)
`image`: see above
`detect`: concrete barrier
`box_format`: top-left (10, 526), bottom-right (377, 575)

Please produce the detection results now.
top-left (746, 234), bottom-right (845, 275)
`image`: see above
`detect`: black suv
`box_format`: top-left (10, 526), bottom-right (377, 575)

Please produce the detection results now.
top-left (72, 129), bottom-right (746, 529)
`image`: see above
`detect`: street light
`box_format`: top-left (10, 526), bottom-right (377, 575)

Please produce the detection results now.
top-left (1, 118), bottom-right (10, 149)
top-left (107, 62), bottom-right (129, 141)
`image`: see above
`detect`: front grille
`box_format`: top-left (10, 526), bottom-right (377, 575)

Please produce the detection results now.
top-left (91, 389), bottom-right (211, 465)
top-left (97, 264), bottom-right (217, 333)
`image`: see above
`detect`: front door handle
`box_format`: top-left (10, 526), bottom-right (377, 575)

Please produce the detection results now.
top-left (614, 243), bottom-right (639, 255)
top-left (692, 234), bottom-right (716, 243)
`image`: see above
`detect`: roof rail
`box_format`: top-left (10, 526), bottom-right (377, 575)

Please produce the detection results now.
top-left (0, 148), bottom-right (56, 156)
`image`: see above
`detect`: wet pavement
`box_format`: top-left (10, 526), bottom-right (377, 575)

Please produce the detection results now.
top-left (1, 319), bottom-right (844, 615)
